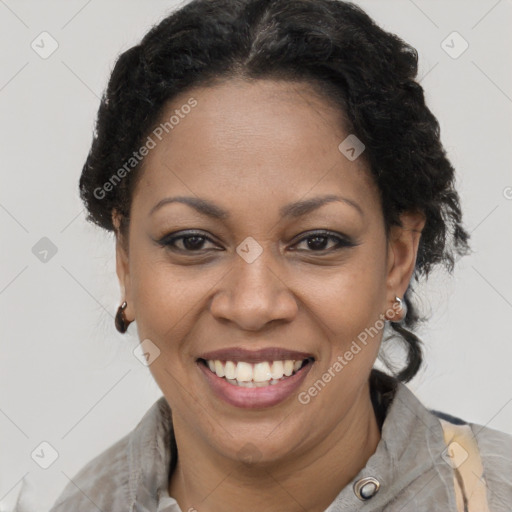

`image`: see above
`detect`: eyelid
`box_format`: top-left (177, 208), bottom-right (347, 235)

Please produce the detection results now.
top-left (291, 229), bottom-right (353, 242)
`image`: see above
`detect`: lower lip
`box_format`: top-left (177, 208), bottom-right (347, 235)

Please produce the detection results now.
top-left (198, 361), bottom-right (313, 409)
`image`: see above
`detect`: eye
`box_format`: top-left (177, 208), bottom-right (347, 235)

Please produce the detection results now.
top-left (156, 229), bottom-right (356, 255)
top-left (292, 230), bottom-right (356, 252)
top-left (157, 231), bottom-right (221, 252)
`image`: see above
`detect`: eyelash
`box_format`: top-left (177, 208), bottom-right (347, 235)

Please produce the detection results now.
top-left (157, 230), bottom-right (356, 254)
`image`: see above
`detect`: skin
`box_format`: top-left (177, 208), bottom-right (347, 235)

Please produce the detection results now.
top-left (112, 78), bottom-right (425, 512)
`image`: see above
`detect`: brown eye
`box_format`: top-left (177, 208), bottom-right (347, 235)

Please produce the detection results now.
top-left (179, 235), bottom-right (207, 251)
top-left (157, 231), bottom-right (220, 252)
top-left (304, 235), bottom-right (331, 251)
top-left (293, 230), bottom-right (356, 252)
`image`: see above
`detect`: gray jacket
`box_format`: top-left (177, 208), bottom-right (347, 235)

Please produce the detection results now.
top-left (44, 380), bottom-right (512, 512)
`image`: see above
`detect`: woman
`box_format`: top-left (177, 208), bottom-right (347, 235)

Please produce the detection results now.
top-left (41, 0), bottom-right (511, 510)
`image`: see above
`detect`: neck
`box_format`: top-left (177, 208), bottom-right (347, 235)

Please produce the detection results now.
top-left (168, 379), bottom-right (381, 512)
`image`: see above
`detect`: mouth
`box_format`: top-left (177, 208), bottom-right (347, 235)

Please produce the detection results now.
top-left (195, 348), bottom-right (315, 409)
top-left (197, 357), bottom-right (314, 388)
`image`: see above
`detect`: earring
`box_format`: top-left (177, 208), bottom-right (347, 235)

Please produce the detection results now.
top-left (394, 296), bottom-right (407, 322)
top-left (115, 301), bottom-right (132, 333)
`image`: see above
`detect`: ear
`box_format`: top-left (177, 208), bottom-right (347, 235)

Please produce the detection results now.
top-left (112, 210), bottom-right (134, 322)
top-left (385, 210), bottom-right (426, 307)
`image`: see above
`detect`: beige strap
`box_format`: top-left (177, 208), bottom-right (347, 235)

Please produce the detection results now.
top-left (439, 418), bottom-right (491, 512)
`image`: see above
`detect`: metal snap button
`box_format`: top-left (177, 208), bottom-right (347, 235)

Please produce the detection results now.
top-left (353, 476), bottom-right (380, 500)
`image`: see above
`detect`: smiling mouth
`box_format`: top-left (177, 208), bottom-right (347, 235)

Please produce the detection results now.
top-left (197, 357), bottom-right (314, 388)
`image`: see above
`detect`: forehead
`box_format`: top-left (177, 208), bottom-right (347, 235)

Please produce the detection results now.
top-left (132, 78), bottom-right (378, 216)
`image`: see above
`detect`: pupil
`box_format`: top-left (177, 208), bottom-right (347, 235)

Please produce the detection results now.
top-left (184, 236), bottom-right (204, 250)
top-left (308, 236), bottom-right (327, 250)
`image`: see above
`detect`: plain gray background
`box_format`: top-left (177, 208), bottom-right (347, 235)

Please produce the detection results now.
top-left (1, 0), bottom-right (511, 510)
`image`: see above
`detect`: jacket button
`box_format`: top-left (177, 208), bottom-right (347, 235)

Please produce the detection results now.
top-left (353, 476), bottom-right (380, 500)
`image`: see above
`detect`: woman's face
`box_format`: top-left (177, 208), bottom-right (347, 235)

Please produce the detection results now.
top-left (114, 78), bottom-right (422, 463)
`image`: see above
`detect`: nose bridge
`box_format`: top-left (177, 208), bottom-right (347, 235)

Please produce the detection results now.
top-left (234, 249), bottom-right (278, 300)
top-left (210, 242), bottom-right (297, 330)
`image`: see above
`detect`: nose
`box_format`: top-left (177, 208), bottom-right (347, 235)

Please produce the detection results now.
top-left (209, 250), bottom-right (298, 331)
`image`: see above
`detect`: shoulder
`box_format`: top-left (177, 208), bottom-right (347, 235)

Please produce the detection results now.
top-left (430, 408), bottom-right (512, 510)
top-left (385, 380), bottom-right (512, 509)
top-left (468, 420), bottom-right (512, 508)
top-left (48, 396), bottom-right (171, 512)
top-left (49, 431), bottom-right (132, 512)
top-left (430, 407), bottom-right (512, 457)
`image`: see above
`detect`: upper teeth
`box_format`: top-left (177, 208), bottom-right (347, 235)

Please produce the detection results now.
top-left (206, 359), bottom-right (304, 382)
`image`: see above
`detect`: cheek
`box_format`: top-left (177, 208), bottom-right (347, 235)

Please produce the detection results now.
top-left (128, 257), bottom-right (207, 398)
top-left (297, 250), bottom-right (387, 415)
top-left (301, 247), bottom-right (388, 334)
top-left (128, 250), bottom-right (227, 350)
top-left (128, 253), bottom-right (188, 346)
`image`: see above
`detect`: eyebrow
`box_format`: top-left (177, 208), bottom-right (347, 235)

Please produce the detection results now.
top-left (149, 194), bottom-right (363, 219)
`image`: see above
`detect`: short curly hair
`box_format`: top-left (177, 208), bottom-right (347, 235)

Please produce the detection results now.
top-left (79, 0), bottom-right (470, 382)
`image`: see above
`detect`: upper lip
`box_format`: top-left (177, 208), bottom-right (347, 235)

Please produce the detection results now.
top-left (197, 347), bottom-right (315, 364)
